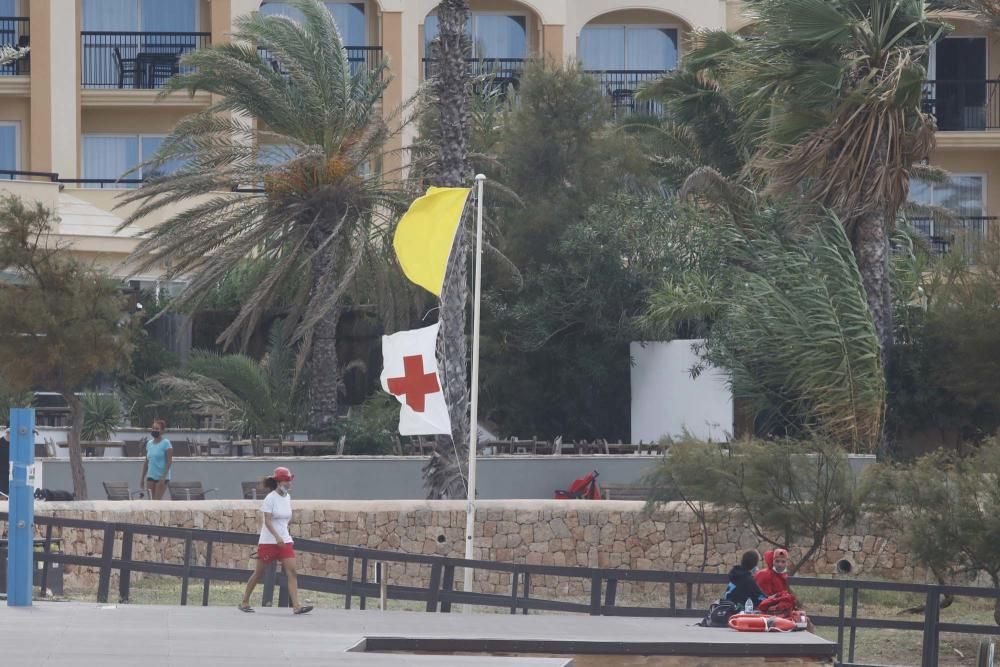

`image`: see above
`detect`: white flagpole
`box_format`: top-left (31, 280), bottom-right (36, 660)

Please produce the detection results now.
top-left (463, 173), bottom-right (486, 604)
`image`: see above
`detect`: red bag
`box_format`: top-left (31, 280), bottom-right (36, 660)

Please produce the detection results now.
top-left (759, 592), bottom-right (798, 619)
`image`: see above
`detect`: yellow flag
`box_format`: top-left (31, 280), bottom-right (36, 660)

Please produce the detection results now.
top-left (393, 186), bottom-right (471, 297)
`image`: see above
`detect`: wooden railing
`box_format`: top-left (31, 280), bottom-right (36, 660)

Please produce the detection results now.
top-left (2, 512), bottom-right (999, 666)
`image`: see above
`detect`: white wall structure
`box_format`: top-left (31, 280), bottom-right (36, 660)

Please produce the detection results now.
top-left (630, 340), bottom-right (733, 443)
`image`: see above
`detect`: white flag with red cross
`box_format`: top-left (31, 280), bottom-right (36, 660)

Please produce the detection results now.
top-left (380, 323), bottom-right (452, 435)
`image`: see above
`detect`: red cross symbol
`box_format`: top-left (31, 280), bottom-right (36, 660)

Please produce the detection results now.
top-left (386, 355), bottom-right (440, 413)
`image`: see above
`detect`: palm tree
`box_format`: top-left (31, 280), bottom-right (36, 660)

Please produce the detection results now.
top-left (424, 0), bottom-right (473, 499)
top-left (927, 1), bottom-right (1000, 29)
top-left (152, 345), bottom-right (305, 439)
top-left (118, 0), bottom-right (402, 431)
top-left (647, 0), bottom-right (947, 357)
top-left (0, 44), bottom-right (28, 67)
top-left (643, 200), bottom-right (886, 453)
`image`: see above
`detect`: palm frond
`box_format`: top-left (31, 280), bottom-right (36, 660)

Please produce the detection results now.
top-left (118, 0), bottom-right (416, 426)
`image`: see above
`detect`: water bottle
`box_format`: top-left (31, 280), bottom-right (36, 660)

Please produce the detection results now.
top-left (745, 598), bottom-right (754, 614)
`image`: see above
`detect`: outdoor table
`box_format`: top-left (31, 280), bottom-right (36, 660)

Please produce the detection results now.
top-left (605, 443), bottom-right (640, 455)
top-left (134, 51), bottom-right (179, 88)
top-left (79, 441), bottom-right (125, 457)
top-left (230, 439), bottom-right (253, 457)
top-left (280, 440), bottom-right (337, 456)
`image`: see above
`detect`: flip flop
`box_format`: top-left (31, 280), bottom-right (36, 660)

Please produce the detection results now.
top-left (293, 605), bottom-right (313, 615)
top-left (238, 603), bottom-right (255, 613)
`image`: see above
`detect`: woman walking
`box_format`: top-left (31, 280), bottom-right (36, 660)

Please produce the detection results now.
top-left (140, 419), bottom-right (172, 500)
top-left (239, 466), bottom-right (313, 615)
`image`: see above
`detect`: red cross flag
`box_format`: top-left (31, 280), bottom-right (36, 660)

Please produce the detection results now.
top-left (380, 323), bottom-right (452, 435)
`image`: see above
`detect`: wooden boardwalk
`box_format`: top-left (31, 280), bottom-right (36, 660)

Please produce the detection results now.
top-left (0, 602), bottom-right (835, 666)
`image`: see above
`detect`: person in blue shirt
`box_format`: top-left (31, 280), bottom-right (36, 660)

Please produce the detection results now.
top-left (140, 419), bottom-right (173, 500)
top-left (724, 550), bottom-right (768, 610)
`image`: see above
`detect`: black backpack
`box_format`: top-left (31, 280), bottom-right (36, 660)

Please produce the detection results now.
top-left (698, 600), bottom-right (741, 628)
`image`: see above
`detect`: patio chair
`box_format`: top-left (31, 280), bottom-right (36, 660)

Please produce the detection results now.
top-left (112, 47), bottom-right (138, 89)
top-left (103, 481), bottom-right (144, 501)
top-left (171, 439), bottom-right (192, 457)
top-left (167, 481), bottom-right (219, 501)
top-left (123, 440), bottom-right (144, 458)
top-left (253, 437), bottom-right (283, 456)
top-left (241, 480), bottom-right (269, 500)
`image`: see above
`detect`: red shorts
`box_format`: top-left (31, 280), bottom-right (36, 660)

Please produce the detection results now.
top-left (256, 543), bottom-right (295, 563)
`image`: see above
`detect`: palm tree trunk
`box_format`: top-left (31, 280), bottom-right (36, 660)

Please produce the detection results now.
top-left (434, 0), bottom-right (471, 187)
top-left (308, 247), bottom-right (342, 430)
top-left (64, 392), bottom-right (88, 500)
top-left (425, 0), bottom-right (472, 499)
top-left (852, 215), bottom-right (893, 359)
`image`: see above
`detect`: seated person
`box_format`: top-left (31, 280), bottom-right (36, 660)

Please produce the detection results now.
top-left (755, 548), bottom-right (792, 597)
top-left (724, 550), bottom-right (767, 610)
top-left (756, 548), bottom-right (814, 631)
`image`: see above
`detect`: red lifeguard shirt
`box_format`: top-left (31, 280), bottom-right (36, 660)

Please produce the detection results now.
top-left (754, 550), bottom-right (791, 597)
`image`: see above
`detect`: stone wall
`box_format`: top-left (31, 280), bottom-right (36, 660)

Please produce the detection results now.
top-left (3, 499), bottom-right (927, 599)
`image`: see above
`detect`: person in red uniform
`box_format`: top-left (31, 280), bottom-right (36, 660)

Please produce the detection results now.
top-left (755, 548), bottom-right (815, 631)
top-left (755, 548), bottom-right (791, 596)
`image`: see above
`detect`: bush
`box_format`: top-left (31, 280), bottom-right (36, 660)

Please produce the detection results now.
top-left (319, 392), bottom-right (399, 456)
top-left (646, 436), bottom-right (869, 574)
top-left (867, 440), bottom-right (1000, 624)
top-left (81, 392), bottom-right (123, 441)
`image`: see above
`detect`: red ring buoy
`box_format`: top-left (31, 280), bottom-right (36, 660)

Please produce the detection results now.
top-left (728, 613), bottom-right (797, 632)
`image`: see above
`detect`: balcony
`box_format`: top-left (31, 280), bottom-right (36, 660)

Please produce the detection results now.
top-left (0, 17), bottom-right (29, 75)
top-left (422, 57), bottom-right (525, 93)
top-left (260, 45), bottom-right (382, 78)
top-left (81, 31), bottom-right (211, 89)
top-left (586, 70), bottom-right (667, 116)
top-left (909, 215), bottom-right (996, 256)
top-left (922, 80), bottom-right (1000, 131)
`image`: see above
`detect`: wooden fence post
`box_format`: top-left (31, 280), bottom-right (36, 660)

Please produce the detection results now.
top-left (118, 529), bottom-right (133, 603)
top-left (96, 525), bottom-right (116, 604)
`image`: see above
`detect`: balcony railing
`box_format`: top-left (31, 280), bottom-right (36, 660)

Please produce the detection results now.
top-left (81, 31), bottom-right (211, 89)
top-left (0, 169), bottom-right (263, 193)
top-left (922, 80), bottom-right (1000, 131)
top-left (422, 57), bottom-right (526, 99)
top-left (909, 215), bottom-right (996, 256)
top-left (423, 57), bottom-right (525, 82)
top-left (261, 45), bottom-right (382, 77)
top-left (586, 70), bottom-right (668, 116)
top-left (0, 17), bottom-right (29, 75)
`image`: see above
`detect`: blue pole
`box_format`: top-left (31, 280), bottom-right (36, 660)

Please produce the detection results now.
top-left (7, 407), bottom-right (35, 606)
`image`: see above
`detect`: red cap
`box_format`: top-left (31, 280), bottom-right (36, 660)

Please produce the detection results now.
top-left (272, 466), bottom-right (294, 482)
top-left (773, 548), bottom-right (789, 560)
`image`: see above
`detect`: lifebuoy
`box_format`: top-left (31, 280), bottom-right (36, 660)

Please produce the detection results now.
top-left (728, 613), bottom-right (798, 633)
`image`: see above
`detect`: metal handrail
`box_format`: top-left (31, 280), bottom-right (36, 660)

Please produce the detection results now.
top-left (907, 215), bottom-right (997, 257)
top-left (922, 79), bottom-right (1000, 131)
top-left (0, 170), bottom-right (264, 193)
top-left (0, 17), bottom-right (29, 75)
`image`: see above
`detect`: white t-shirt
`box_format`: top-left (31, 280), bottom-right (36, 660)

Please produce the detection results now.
top-left (258, 490), bottom-right (293, 545)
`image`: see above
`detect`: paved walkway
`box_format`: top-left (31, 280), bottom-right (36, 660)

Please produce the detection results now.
top-left (0, 602), bottom-right (835, 666)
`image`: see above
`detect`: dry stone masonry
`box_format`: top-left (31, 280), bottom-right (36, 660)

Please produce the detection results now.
top-left (15, 499), bottom-right (926, 597)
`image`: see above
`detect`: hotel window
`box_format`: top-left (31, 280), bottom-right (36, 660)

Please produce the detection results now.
top-left (579, 26), bottom-right (678, 71)
top-left (82, 0), bottom-right (199, 87)
top-left (260, 2), bottom-right (367, 45)
top-left (82, 134), bottom-right (184, 186)
top-left (425, 13), bottom-right (527, 59)
top-left (0, 121), bottom-right (19, 171)
top-left (82, 0), bottom-right (198, 32)
top-left (909, 175), bottom-right (985, 219)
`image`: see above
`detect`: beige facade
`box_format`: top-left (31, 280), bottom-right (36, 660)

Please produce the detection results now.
top-left (0, 1), bottom-right (995, 275)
